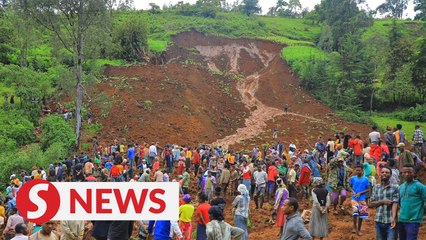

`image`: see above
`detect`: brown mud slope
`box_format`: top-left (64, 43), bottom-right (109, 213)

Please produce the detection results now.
top-left (83, 32), bottom-right (426, 240)
top-left (92, 31), bottom-right (370, 149)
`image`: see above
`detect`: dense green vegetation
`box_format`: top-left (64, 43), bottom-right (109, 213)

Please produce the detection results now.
top-left (0, 0), bottom-right (425, 185)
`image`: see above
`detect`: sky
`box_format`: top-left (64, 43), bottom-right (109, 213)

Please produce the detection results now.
top-left (134, 0), bottom-right (417, 19)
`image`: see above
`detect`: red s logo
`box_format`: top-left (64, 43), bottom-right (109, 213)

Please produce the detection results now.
top-left (16, 179), bottom-right (60, 225)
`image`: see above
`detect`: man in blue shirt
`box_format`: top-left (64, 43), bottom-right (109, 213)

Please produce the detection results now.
top-left (398, 164), bottom-right (426, 240)
top-left (349, 165), bottom-right (370, 236)
top-left (127, 144), bottom-right (135, 178)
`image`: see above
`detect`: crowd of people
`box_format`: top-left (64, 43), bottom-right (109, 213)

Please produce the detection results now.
top-left (0, 124), bottom-right (425, 240)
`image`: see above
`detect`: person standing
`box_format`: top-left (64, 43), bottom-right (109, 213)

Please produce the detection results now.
top-left (394, 124), bottom-right (406, 145)
top-left (147, 220), bottom-right (183, 240)
top-left (369, 126), bottom-right (382, 162)
top-left (369, 165), bottom-right (399, 240)
top-left (349, 165), bottom-right (370, 236)
top-left (397, 143), bottom-right (414, 172)
top-left (287, 164), bottom-right (297, 198)
top-left (206, 206), bottom-right (244, 240)
top-left (4, 208), bottom-right (24, 240)
top-left (232, 184), bottom-right (250, 240)
top-left (219, 165), bottom-right (231, 197)
top-left (182, 168), bottom-right (190, 193)
top-left (273, 127), bottom-right (278, 139)
top-left (412, 125), bottom-right (424, 160)
top-left (196, 192), bottom-right (211, 240)
top-left (384, 126), bottom-right (397, 158)
top-left (352, 135), bottom-right (364, 165)
top-left (280, 198), bottom-right (312, 240)
top-left (398, 164), bottom-right (426, 240)
top-left (274, 178), bottom-right (289, 238)
top-left (10, 223), bottom-right (28, 240)
top-left (29, 221), bottom-right (59, 240)
top-left (284, 103), bottom-right (289, 113)
top-left (309, 178), bottom-right (330, 240)
top-left (253, 165), bottom-right (268, 209)
top-left (60, 220), bottom-right (84, 240)
top-left (148, 142), bottom-right (158, 165)
top-left (328, 157), bottom-right (351, 215)
top-left (267, 162), bottom-right (278, 201)
top-left (298, 159), bottom-right (311, 201)
top-left (179, 194), bottom-right (194, 240)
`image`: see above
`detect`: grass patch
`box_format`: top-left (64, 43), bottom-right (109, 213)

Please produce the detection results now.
top-left (371, 116), bottom-right (426, 141)
top-left (282, 46), bottom-right (328, 63)
top-left (148, 39), bottom-right (169, 52)
top-left (93, 59), bottom-right (127, 67)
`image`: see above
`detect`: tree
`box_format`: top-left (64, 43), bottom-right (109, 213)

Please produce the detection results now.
top-left (113, 16), bottom-right (148, 61)
top-left (412, 38), bottom-right (426, 100)
top-left (414, 0), bottom-right (426, 20)
top-left (148, 3), bottom-right (160, 14)
top-left (15, 0), bottom-right (107, 148)
top-left (241, 0), bottom-right (261, 16)
top-left (376, 0), bottom-right (408, 19)
top-left (315, 0), bottom-right (372, 51)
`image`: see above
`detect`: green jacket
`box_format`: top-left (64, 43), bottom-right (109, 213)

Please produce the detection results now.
top-left (399, 180), bottom-right (426, 223)
top-left (328, 158), bottom-right (352, 190)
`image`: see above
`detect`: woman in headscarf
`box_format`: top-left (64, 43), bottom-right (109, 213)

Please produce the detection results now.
top-left (232, 184), bottom-right (250, 240)
top-left (273, 178), bottom-right (289, 237)
top-left (309, 177), bottom-right (330, 240)
top-left (206, 206), bottom-right (244, 240)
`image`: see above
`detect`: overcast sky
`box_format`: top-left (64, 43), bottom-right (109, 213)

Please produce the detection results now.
top-left (134, 0), bottom-right (416, 19)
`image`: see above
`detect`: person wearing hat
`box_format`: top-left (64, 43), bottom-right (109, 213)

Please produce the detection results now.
top-left (179, 194), bottom-right (194, 240)
top-left (206, 205), bottom-right (244, 240)
top-left (328, 156), bottom-right (352, 215)
top-left (309, 178), bottom-right (330, 240)
top-left (397, 142), bottom-right (414, 172)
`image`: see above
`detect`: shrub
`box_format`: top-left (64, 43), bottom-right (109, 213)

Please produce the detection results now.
top-left (393, 104), bottom-right (426, 122)
top-left (0, 109), bottom-right (35, 147)
top-left (40, 115), bottom-right (75, 151)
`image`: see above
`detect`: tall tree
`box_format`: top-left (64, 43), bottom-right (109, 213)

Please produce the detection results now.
top-left (15, 0), bottom-right (107, 148)
top-left (414, 0), bottom-right (426, 20)
top-left (241, 0), bottom-right (261, 16)
top-left (412, 38), bottom-right (426, 100)
top-left (376, 0), bottom-right (408, 19)
top-left (315, 0), bottom-right (372, 51)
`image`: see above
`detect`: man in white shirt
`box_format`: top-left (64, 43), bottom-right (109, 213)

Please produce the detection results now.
top-left (11, 223), bottom-right (28, 240)
top-left (148, 142), bottom-right (158, 165)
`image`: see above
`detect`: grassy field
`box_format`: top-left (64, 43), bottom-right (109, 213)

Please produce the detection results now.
top-left (371, 116), bottom-right (426, 141)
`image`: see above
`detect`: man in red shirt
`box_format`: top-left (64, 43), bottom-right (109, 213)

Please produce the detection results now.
top-left (196, 192), bottom-right (210, 240)
top-left (267, 161), bottom-right (278, 201)
top-left (298, 159), bottom-right (311, 201)
top-left (192, 149), bottom-right (201, 177)
top-left (352, 135), bottom-right (364, 166)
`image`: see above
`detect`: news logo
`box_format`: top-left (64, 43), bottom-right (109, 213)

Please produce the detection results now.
top-left (16, 180), bottom-right (179, 225)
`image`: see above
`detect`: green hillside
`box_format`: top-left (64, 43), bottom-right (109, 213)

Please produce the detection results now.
top-left (1, 0), bottom-right (426, 186)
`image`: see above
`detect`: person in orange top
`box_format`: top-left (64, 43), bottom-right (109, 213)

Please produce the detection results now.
top-left (352, 135), bottom-right (364, 165)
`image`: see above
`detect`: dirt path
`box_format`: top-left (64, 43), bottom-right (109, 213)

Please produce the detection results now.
top-left (195, 43), bottom-right (322, 148)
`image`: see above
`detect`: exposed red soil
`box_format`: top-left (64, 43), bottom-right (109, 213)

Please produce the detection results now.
top-left (82, 31), bottom-right (426, 239)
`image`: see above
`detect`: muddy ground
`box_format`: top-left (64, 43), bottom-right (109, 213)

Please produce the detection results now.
top-left (82, 31), bottom-right (426, 239)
